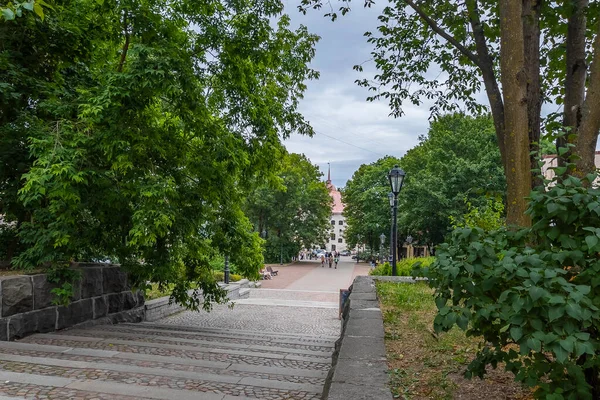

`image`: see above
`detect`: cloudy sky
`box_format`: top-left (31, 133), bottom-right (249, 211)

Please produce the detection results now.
top-left (280, 1), bottom-right (428, 189)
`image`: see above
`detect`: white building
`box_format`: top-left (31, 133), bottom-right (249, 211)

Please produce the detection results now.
top-left (325, 166), bottom-right (347, 253)
top-left (541, 151), bottom-right (600, 186)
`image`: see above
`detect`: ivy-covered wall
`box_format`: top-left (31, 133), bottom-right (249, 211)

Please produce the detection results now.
top-left (0, 263), bottom-right (144, 341)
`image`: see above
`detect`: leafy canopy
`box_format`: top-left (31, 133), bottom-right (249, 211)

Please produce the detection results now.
top-left (1, 0), bottom-right (319, 309)
top-left (245, 152), bottom-right (332, 263)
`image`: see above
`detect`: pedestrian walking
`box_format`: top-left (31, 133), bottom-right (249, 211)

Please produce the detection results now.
top-left (328, 253), bottom-right (334, 268)
top-left (334, 255), bottom-right (339, 269)
top-left (321, 254), bottom-right (325, 267)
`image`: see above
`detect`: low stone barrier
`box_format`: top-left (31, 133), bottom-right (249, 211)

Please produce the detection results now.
top-left (144, 279), bottom-right (251, 322)
top-left (324, 275), bottom-right (421, 400)
top-left (0, 263), bottom-right (144, 341)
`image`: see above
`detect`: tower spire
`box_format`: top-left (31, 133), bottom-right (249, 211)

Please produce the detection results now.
top-left (327, 162), bottom-right (331, 183)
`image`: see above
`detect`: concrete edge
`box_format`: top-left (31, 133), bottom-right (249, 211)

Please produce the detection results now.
top-left (322, 275), bottom-right (396, 400)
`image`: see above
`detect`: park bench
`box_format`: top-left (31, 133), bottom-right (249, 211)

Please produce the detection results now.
top-left (266, 266), bottom-right (278, 276)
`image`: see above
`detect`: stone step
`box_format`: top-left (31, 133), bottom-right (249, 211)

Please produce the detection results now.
top-left (52, 328), bottom-right (333, 358)
top-left (76, 324), bottom-right (335, 351)
top-left (17, 334), bottom-right (332, 371)
top-left (239, 287), bottom-right (251, 298)
top-left (0, 354), bottom-right (324, 397)
top-left (0, 370), bottom-right (263, 400)
top-left (0, 341), bottom-right (328, 381)
top-left (127, 322), bottom-right (339, 343)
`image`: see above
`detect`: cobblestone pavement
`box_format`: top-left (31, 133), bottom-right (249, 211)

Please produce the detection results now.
top-left (0, 347), bottom-right (326, 385)
top-left (0, 381), bottom-right (142, 400)
top-left (161, 303), bottom-right (340, 337)
top-left (0, 257), bottom-right (371, 399)
top-left (0, 360), bottom-right (321, 400)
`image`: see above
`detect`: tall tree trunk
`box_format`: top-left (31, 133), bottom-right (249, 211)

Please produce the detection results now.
top-left (561, 0), bottom-right (588, 166)
top-left (574, 22), bottom-right (600, 177)
top-left (500, 0), bottom-right (532, 227)
top-left (522, 0), bottom-right (542, 189)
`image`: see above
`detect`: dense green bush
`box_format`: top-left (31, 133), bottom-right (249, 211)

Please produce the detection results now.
top-left (370, 257), bottom-right (435, 276)
top-left (424, 169), bottom-right (600, 399)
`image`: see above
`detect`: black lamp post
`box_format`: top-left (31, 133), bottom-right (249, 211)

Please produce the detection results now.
top-left (357, 234), bottom-right (362, 262)
top-left (224, 254), bottom-right (230, 284)
top-left (379, 233), bottom-right (386, 264)
top-left (388, 165), bottom-right (406, 276)
top-left (388, 192), bottom-right (394, 262)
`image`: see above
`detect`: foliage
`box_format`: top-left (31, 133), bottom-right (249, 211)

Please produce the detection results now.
top-left (1, 0), bottom-right (50, 21)
top-left (450, 196), bottom-right (505, 232)
top-left (370, 257), bottom-right (434, 277)
top-left (341, 156), bottom-right (400, 252)
top-left (299, 0), bottom-right (600, 228)
top-left (1, 0), bottom-right (318, 310)
top-left (377, 281), bottom-right (529, 399)
top-left (245, 152), bottom-right (331, 263)
top-left (423, 168), bottom-right (600, 398)
top-left (46, 265), bottom-right (81, 306)
top-left (398, 114), bottom-right (506, 245)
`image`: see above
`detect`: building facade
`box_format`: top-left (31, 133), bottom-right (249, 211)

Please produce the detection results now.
top-left (541, 151), bottom-right (600, 186)
top-left (325, 166), bottom-right (347, 252)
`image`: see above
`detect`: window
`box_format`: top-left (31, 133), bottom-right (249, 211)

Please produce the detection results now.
top-left (331, 220), bottom-right (335, 225)
top-left (339, 220), bottom-right (344, 225)
top-left (338, 238), bottom-right (343, 243)
top-left (331, 233), bottom-right (336, 240)
top-left (339, 228), bottom-right (343, 233)
top-left (331, 245), bottom-right (336, 251)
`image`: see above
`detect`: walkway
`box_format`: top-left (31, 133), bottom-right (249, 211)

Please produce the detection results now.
top-left (0, 257), bottom-right (370, 399)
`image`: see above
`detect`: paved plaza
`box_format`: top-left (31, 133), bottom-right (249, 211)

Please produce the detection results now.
top-left (0, 257), bottom-right (370, 399)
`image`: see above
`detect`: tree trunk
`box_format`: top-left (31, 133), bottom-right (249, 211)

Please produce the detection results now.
top-left (522, 0), bottom-right (542, 189)
top-left (500, 0), bottom-right (532, 227)
top-left (573, 22), bottom-right (600, 177)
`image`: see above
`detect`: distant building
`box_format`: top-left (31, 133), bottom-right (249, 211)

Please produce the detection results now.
top-left (541, 151), bottom-right (600, 185)
top-left (325, 165), bottom-right (347, 253)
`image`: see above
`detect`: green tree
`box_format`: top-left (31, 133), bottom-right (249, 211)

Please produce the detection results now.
top-left (397, 114), bottom-right (506, 246)
top-left (299, 0), bottom-right (600, 227)
top-left (245, 152), bottom-right (332, 263)
top-left (1, 0), bottom-right (319, 309)
top-left (342, 156), bottom-right (400, 257)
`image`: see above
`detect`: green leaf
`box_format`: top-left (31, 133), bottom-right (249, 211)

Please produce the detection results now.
top-left (549, 295), bottom-right (565, 304)
top-left (529, 286), bottom-right (545, 302)
top-left (560, 337), bottom-right (574, 353)
top-left (554, 345), bottom-right (568, 363)
top-left (499, 324), bottom-right (510, 333)
top-left (22, 2), bottom-right (34, 11)
top-left (33, 3), bottom-right (44, 20)
top-left (549, 306), bottom-right (564, 321)
top-left (565, 303), bottom-right (582, 320)
top-left (527, 337), bottom-right (541, 352)
top-left (510, 326), bottom-right (523, 342)
top-left (529, 271), bottom-right (541, 284)
top-left (547, 202), bottom-right (562, 214)
top-left (585, 235), bottom-right (598, 250)
top-left (1, 7), bottom-right (15, 20)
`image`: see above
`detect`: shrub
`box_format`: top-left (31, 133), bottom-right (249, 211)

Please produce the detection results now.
top-left (230, 274), bottom-right (242, 282)
top-left (212, 271), bottom-right (242, 283)
top-left (424, 170), bottom-right (600, 399)
top-left (370, 257), bottom-right (434, 276)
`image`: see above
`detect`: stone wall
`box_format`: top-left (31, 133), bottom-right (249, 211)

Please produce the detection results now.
top-left (323, 275), bottom-right (394, 400)
top-left (0, 263), bottom-right (144, 341)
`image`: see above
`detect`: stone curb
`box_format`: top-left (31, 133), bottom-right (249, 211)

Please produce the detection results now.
top-left (322, 275), bottom-right (395, 400)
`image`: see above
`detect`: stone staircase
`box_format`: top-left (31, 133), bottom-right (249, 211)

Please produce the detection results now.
top-left (0, 322), bottom-right (336, 400)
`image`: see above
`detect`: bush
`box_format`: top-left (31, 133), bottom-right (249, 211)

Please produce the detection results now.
top-left (424, 170), bottom-right (600, 399)
top-left (212, 271), bottom-right (242, 283)
top-left (230, 274), bottom-right (242, 282)
top-left (370, 257), bottom-right (435, 276)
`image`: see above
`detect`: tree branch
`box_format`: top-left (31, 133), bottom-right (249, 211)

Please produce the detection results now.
top-left (403, 0), bottom-right (481, 68)
top-left (117, 11), bottom-right (130, 73)
top-left (465, 0), bottom-right (506, 167)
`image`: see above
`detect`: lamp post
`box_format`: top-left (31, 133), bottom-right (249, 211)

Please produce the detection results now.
top-left (388, 165), bottom-right (406, 276)
top-left (357, 234), bottom-right (362, 262)
top-left (388, 192), bottom-right (394, 262)
top-left (379, 233), bottom-right (386, 264)
top-left (224, 255), bottom-right (230, 284)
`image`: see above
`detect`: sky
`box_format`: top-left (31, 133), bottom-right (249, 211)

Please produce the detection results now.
top-left (280, 1), bottom-right (429, 189)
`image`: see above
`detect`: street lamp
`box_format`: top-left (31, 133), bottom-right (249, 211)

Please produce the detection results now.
top-left (388, 165), bottom-right (406, 276)
top-left (224, 254), bottom-right (230, 284)
top-left (357, 234), bottom-right (362, 262)
top-left (379, 233), bottom-right (386, 264)
top-left (388, 192), bottom-right (394, 262)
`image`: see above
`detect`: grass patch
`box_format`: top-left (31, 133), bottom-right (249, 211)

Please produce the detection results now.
top-left (376, 281), bottom-right (531, 400)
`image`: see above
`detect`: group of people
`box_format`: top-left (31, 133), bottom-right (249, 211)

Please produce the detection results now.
top-left (320, 251), bottom-right (340, 269)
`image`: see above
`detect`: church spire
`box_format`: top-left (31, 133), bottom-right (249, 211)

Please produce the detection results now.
top-left (327, 162), bottom-right (331, 183)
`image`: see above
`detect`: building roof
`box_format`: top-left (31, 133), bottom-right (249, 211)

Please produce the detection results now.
top-left (326, 164), bottom-right (344, 214)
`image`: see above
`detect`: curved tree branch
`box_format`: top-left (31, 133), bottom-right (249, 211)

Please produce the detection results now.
top-left (403, 0), bottom-right (481, 69)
